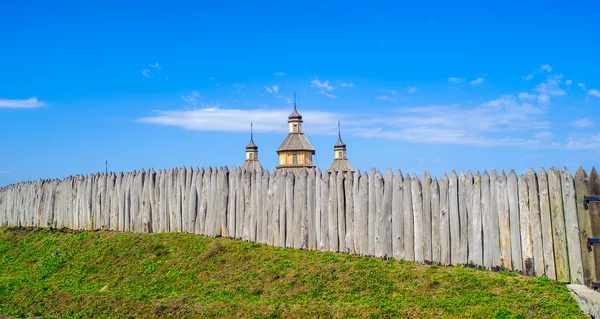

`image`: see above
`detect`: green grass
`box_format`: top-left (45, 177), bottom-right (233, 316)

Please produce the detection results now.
top-left (0, 227), bottom-right (584, 319)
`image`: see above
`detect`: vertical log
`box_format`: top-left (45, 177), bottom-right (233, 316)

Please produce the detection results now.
top-left (449, 171), bottom-right (460, 265)
top-left (507, 170), bottom-right (523, 272)
top-left (470, 173), bottom-right (482, 267)
top-left (518, 174), bottom-right (534, 276)
top-left (403, 173), bottom-right (414, 261)
top-left (392, 170), bottom-right (404, 260)
top-left (538, 168), bottom-right (556, 279)
top-left (497, 171), bottom-right (512, 270)
top-left (368, 168), bottom-right (376, 255)
top-left (374, 171), bottom-right (384, 257)
top-left (336, 171), bottom-right (346, 252)
top-left (328, 171), bottom-right (339, 252)
top-left (314, 169), bottom-right (321, 250)
top-left (285, 170), bottom-right (294, 247)
top-left (307, 169), bottom-right (316, 250)
top-left (380, 170), bottom-right (392, 258)
top-left (262, 170), bottom-right (271, 244)
top-left (465, 171), bottom-right (473, 265)
top-left (527, 169), bottom-right (545, 276)
top-left (481, 172), bottom-right (492, 269)
top-left (353, 170), bottom-right (361, 254)
top-left (431, 177), bottom-right (440, 264)
top-left (320, 172), bottom-right (330, 251)
top-left (588, 167), bottom-right (600, 283)
top-left (549, 166), bottom-right (570, 282)
top-left (440, 172), bottom-right (450, 265)
top-left (345, 171), bottom-right (355, 254)
top-left (562, 167), bottom-right (584, 284)
top-left (271, 170), bottom-right (280, 246)
top-left (458, 172), bottom-right (468, 265)
top-left (299, 169), bottom-right (309, 249)
top-left (226, 167), bottom-right (236, 238)
top-left (423, 171), bottom-right (432, 263)
top-left (490, 171), bottom-right (501, 268)
top-left (576, 167), bottom-right (595, 286)
top-left (412, 174), bottom-right (424, 263)
top-left (358, 171), bottom-right (369, 255)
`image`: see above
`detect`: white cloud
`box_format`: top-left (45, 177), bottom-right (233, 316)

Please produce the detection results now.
top-left (181, 91), bottom-right (200, 106)
top-left (376, 96), bottom-right (397, 102)
top-left (518, 92), bottom-right (537, 101)
top-left (0, 97), bottom-right (47, 108)
top-left (571, 118), bottom-right (595, 128)
top-left (534, 131), bottom-right (554, 140)
top-left (566, 79), bottom-right (572, 86)
top-left (470, 77), bottom-right (485, 86)
top-left (533, 74), bottom-right (566, 105)
top-left (523, 64), bottom-right (553, 80)
top-left (311, 79), bottom-right (334, 91)
top-left (274, 72), bottom-right (286, 76)
top-left (566, 133), bottom-right (600, 150)
top-left (390, 90), bottom-right (398, 95)
top-left (340, 82), bottom-right (355, 88)
top-left (540, 64), bottom-right (552, 72)
top-left (311, 78), bottom-right (337, 98)
top-left (578, 83), bottom-right (587, 90)
top-left (589, 89), bottom-right (600, 98)
top-left (448, 77), bottom-right (465, 84)
top-left (524, 74), bottom-right (534, 80)
top-left (407, 87), bottom-right (418, 93)
top-left (0, 170), bottom-right (11, 174)
top-left (142, 69), bottom-right (152, 78)
top-left (149, 62), bottom-right (162, 70)
top-left (264, 85), bottom-right (279, 94)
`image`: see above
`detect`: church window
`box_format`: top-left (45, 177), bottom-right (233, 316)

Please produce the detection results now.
top-left (249, 153), bottom-right (254, 159)
top-left (293, 124), bottom-right (298, 132)
top-left (338, 151), bottom-right (343, 158)
top-left (292, 154), bottom-right (298, 164)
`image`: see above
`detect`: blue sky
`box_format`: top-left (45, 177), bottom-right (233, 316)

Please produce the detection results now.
top-left (1, 0), bottom-right (599, 186)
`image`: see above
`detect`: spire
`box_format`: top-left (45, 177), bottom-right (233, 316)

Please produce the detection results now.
top-left (288, 91), bottom-right (302, 121)
top-left (334, 120), bottom-right (346, 149)
top-left (246, 122), bottom-right (258, 150)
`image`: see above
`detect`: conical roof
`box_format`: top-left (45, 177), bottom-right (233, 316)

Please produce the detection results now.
top-left (246, 124), bottom-right (258, 150)
top-left (334, 121), bottom-right (346, 149)
top-left (288, 103), bottom-right (302, 121)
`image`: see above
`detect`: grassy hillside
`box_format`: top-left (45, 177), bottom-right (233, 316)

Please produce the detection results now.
top-left (0, 227), bottom-right (584, 319)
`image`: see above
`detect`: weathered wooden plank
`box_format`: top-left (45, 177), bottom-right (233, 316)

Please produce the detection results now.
top-left (226, 167), bottom-right (236, 238)
top-left (465, 171), bottom-right (474, 266)
top-left (538, 168), bottom-right (556, 279)
top-left (285, 171), bottom-right (294, 247)
top-left (328, 171), bottom-right (339, 252)
top-left (307, 169), bottom-right (316, 250)
top-left (562, 167), bottom-right (584, 284)
top-left (380, 170), bottom-right (392, 258)
top-left (345, 170), bottom-right (355, 254)
top-left (368, 168), bottom-right (376, 256)
top-left (423, 171), bottom-right (432, 263)
top-left (271, 170), bottom-right (280, 246)
top-left (392, 170), bottom-right (404, 260)
top-left (374, 170), bottom-right (384, 258)
top-left (588, 167), bottom-right (600, 283)
top-left (220, 167), bottom-right (230, 237)
top-left (507, 170), bottom-right (522, 272)
top-left (440, 172), bottom-right (450, 265)
top-left (403, 173), bottom-right (414, 262)
top-left (458, 171), bottom-right (468, 265)
top-left (298, 169), bottom-right (309, 249)
top-left (449, 171), bottom-right (460, 265)
top-left (353, 170), bottom-right (361, 254)
top-left (526, 169), bottom-right (544, 276)
top-left (314, 169), bottom-right (321, 250)
top-left (236, 169), bottom-right (245, 239)
top-left (320, 171), bottom-right (330, 251)
top-left (574, 167), bottom-right (594, 286)
top-left (336, 170), bottom-right (346, 252)
top-left (358, 171), bottom-right (369, 255)
top-left (518, 174), bottom-right (534, 276)
top-left (412, 174), bottom-right (424, 263)
top-left (490, 171), bottom-right (500, 268)
top-left (497, 171), bottom-right (512, 270)
top-left (481, 172), bottom-right (492, 269)
top-left (431, 177), bottom-right (441, 264)
top-left (549, 166), bottom-right (570, 282)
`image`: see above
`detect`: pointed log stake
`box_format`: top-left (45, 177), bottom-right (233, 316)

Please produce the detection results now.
top-left (588, 167), bottom-right (600, 283)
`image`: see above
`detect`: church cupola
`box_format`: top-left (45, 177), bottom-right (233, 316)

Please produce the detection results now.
top-left (276, 93), bottom-right (316, 172)
top-left (328, 121), bottom-right (354, 175)
top-left (242, 123), bottom-right (263, 171)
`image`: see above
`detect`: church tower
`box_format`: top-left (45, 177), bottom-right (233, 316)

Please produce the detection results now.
top-left (242, 123), bottom-right (263, 171)
top-left (328, 121), bottom-right (354, 176)
top-left (276, 95), bottom-right (316, 171)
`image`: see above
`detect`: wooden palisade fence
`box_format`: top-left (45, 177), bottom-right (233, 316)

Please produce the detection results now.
top-left (1, 166), bottom-right (600, 287)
